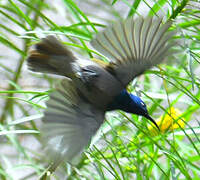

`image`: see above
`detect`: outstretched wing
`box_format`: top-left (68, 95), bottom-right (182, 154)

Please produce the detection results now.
top-left (90, 16), bottom-right (176, 86)
top-left (41, 79), bottom-right (105, 171)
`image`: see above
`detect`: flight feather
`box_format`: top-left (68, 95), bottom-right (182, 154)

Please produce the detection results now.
top-left (90, 16), bottom-right (176, 86)
top-left (41, 79), bottom-right (105, 171)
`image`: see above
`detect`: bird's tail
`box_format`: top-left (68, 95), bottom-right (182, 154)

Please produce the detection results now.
top-left (27, 36), bottom-right (76, 77)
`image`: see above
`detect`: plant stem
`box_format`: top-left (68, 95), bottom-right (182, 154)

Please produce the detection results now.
top-left (170, 0), bottom-right (189, 19)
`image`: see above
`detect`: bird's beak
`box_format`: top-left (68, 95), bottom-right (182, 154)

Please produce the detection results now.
top-left (145, 114), bottom-right (160, 131)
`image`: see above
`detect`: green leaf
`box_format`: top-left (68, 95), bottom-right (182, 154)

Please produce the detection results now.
top-left (8, 0), bottom-right (34, 29)
top-left (0, 35), bottom-right (25, 56)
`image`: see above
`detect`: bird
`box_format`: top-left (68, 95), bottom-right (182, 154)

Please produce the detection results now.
top-left (27, 16), bottom-right (176, 172)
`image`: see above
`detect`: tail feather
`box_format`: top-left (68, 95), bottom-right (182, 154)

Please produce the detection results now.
top-left (27, 36), bottom-right (76, 76)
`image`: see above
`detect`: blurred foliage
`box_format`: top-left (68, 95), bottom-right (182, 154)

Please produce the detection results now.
top-left (0, 0), bottom-right (200, 179)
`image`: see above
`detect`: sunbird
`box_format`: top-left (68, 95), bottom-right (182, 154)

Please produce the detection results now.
top-left (27, 16), bottom-right (176, 171)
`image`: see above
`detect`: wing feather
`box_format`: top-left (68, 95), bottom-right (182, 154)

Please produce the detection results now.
top-left (91, 16), bottom-right (176, 86)
top-left (41, 79), bottom-right (105, 171)
top-left (122, 19), bottom-right (135, 61)
top-left (103, 30), bottom-right (126, 61)
top-left (111, 23), bottom-right (131, 62)
top-left (95, 32), bottom-right (122, 61)
top-left (144, 18), bottom-right (162, 59)
top-left (141, 17), bottom-right (152, 59)
top-left (134, 17), bottom-right (144, 59)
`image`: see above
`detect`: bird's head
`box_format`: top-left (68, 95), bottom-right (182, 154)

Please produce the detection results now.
top-left (107, 90), bottom-right (159, 130)
top-left (129, 94), bottom-right (148, 115)
top-left (128, 93), bottom-right (159, 130)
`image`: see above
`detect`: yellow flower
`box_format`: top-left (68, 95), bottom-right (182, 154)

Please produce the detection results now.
top-left (148, 107), bottom-right (185, 136)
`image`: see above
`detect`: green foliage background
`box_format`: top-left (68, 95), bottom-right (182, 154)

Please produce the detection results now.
top-left (0, 0), bottom-right (200, 179)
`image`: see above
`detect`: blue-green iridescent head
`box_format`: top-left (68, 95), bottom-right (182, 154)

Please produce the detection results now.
top-left (107, 90), bottom-right (159, 130)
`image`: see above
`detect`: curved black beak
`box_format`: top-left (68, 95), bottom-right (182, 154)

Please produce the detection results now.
top-left (145, 114), bottom-right (160, 131)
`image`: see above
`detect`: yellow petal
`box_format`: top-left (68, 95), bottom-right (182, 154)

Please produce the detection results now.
top-left (148, 107), bottom-right (185, 136)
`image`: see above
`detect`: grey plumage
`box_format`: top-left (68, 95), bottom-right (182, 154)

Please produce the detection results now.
top-left (91, 17), bottom-right (175, 86)
top-left (41, 79), bottom-right (105, 171)
top-left (26, 16), bottom-right (176, 172)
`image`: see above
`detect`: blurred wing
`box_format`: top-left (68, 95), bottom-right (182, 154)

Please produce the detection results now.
top-left (41, 79), bottom-right (105, 171)
top-left (90, 16), bottom-right (176, 86)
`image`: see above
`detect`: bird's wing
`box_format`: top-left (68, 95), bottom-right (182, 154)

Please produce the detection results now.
top-left (41, 79), bottom-right (105, 171)
top-left (90, 16), bottom-right (176, 86)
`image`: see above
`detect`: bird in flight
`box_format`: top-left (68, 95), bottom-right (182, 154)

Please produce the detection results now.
top-left (27, 16), bottom-right (176, 171)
